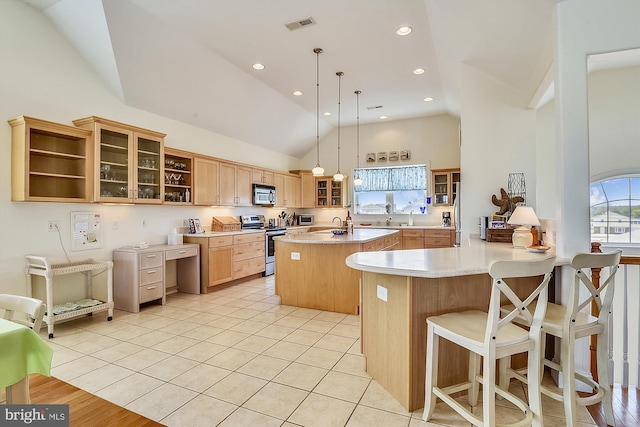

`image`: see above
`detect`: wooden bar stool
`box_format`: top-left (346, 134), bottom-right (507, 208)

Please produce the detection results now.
top-left (423, 256), bottom-right (555, 426)
top-left (500, 250), bottom-right (622, 426)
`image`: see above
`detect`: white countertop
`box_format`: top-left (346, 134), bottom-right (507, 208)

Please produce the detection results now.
top-left (274, 228), bottom-right (399, 244)
top-left (346, 239), bottom-right (567, 278)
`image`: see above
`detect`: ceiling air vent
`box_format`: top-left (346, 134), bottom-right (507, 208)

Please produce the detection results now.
top-left (367, 105), bottom-right (383, 110)
top-left (285, 17), bottom-right (316, 31)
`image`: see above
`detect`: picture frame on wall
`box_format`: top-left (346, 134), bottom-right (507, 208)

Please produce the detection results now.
top-left (389, 151), bottom-right (399, 161)
top-left (366, 153), bottom-right (376, 162)
top-left (377, 152), bottom-right (387, 161)
top-left (400, 150), bottom-right (411, 160)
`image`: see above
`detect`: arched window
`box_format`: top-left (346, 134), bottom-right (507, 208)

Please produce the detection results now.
top-left (590, 176), bottom-right (640, 244)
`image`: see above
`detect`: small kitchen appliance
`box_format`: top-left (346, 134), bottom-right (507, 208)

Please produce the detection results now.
top-left (479, 216), bottom-right (489, 240)
top-left (297, 214), bottom-right (314, 225)
top-left (252, 184), bottom-right (276, 206)
top-left (442, 212), bottom-right (451, 227)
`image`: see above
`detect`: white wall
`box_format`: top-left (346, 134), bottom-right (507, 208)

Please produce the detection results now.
top-left (459, 64), bottom-right (538, 240)
top-left (588, 65), bottom-right (640, 181)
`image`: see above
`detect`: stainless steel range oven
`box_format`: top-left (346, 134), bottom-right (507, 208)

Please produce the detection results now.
top-left (265, 228), bottom-right (286, 276)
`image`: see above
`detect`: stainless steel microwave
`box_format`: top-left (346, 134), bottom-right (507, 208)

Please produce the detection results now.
top-left (253, 184), bottom-right (276, 206)
top-left (297, 214), bottom-right (314, 225)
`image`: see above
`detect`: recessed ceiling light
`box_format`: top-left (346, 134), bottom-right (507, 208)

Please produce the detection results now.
top-left (252, 63), bottom-right (265, 70)
top-left (423, 97), bottom-right (434, 102)
top-left (413, 68), bottom-right (425, 75)
top-left (292, 91), bottom-right (303, 96)
top-left (323, 112), bottom-right (331, 116)
top-left (396, 26), bottom-right (412, 36)
top-left (379, 115), bottom-right (388, 120)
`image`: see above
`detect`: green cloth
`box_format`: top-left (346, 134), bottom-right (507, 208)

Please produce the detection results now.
top-left (0, 318), bottom-right (53, 387)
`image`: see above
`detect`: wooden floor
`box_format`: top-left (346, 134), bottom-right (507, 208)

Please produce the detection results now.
top-left (582, 385), bottom-right (640, 427)
top-left (26, 374), bottom-right (163, 427)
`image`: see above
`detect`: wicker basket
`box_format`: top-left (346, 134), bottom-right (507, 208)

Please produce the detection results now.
top-left (212, 216), bottom-right (241, 232)
top-left (486, 227), bottom-right (514, 243)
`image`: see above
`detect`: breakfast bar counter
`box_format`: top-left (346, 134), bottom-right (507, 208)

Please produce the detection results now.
top-left (345, 241), bottom-right (566, 412)
top-left (274, 229), bottom-right (399, 314)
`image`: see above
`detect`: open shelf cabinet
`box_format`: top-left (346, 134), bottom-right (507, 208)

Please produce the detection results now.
top-left (10, 116), bottom-right (93, 202)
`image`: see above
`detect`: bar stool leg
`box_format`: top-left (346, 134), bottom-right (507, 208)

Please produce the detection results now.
top-left (562, 334), bottom-right (579, 426)
top-left (597, 326), bottom-right (615, 426)
top-left (423, 324), bottom-right (438, 421)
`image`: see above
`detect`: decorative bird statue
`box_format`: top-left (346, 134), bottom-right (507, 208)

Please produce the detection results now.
top-left (491, 188), bottom-right (524, 215)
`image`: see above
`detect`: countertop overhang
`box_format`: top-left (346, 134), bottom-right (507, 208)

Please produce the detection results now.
top-left (274, 228), bottom-right (399, 244)
top-left (346, 239), bottom-right (567, 278)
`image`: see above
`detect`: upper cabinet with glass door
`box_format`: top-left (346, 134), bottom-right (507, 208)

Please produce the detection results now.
top-left (73, 117), bottom-right (165, 204)
top-left (432, 168), bottom-right (460, 206)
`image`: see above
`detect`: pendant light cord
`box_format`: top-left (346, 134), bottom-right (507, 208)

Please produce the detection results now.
top-left (355, 90), bottom-right (361, 178)
top-left (316, 50), bottom-right (320, 165)
top-left (336, 71), bottom-right (343, 174)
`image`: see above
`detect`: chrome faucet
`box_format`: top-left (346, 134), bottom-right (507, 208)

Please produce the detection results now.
top-left (332, 216), bottom-right (343, 228)
top-left (386, 216), bottom-right (392, 226)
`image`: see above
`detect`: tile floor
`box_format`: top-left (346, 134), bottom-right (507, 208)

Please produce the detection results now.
top-left (41, 275), bottom-right (597, 426)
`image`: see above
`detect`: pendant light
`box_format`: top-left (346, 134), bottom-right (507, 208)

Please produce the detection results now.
top-left (353, 90), bottom-right (363, 187)
top-left (311, 48), bottom-right (325, 177)
top-left (333, 71), bottom-right (344, 182)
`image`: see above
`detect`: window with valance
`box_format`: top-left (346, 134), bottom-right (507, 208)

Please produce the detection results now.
top-left (353, 165), bottom-right (427, 214)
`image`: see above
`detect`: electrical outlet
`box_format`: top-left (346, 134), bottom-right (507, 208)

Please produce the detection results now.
top-left (47, 220), bottom-right (60, 232)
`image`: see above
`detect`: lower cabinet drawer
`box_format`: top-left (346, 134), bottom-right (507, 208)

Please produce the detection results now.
top-left (362, 239), bottom-right (384, 252)
top-left (139, 252), bottom-right (163, 269)
top-left (139, 282), bottom-right (163, 303)
top-left (233, 257), bottom-right (265, 279)
top-left (165, 246), bottom-right (198, 260)
top-left (424, 237), bottom-right (451, 248)
top-left (140, 268), bottom-right (163, 286)
top-left (233, 241), bottom-right (265, 261)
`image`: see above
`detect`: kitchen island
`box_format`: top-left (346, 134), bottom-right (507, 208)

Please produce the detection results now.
top-left (274, 228), bottom-right (399, 314)
top-left (345, 241), bottom-right (566, 412)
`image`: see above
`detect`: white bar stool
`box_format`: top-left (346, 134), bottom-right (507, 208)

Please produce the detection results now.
top-left (423, 256), bottom-right (555, 426)
top-left (500, 249), bottom-right (622, 426)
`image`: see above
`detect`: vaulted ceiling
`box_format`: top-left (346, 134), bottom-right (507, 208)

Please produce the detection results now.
top-left (23, 0), bottom-right (556, 158)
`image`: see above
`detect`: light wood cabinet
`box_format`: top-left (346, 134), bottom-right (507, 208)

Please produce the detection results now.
top-left (208, 238), bottom-right (234, 287)
top-left (232, 233), bottom-right (265, 279)
top-left (300, 172), bottom-right (316, 208)
top-left (164, 148), bottom-right (192, 204)
top-left (73, 116), bottom-right (165, 204)
top-left (193, 157), bottom-right (220, 206)
top-left (432, 168), bottom-right (460, 206)
top-left (219, 162), bottom-right (252, 206)
top-left (274, 173), bottom-right (301, 208)
top-left (252, 168), bottom-right (274, 185)
top-left (401, 228), bottom-right (453, 249)
top-left (316, 176), bottom-right (347, 208)
top-left (424, 229), bottom-right (453, 248)
top-left (185, 231), bottom-right (265, 292)
top-left (10, 116), bottom-right (93, 202)
top-left (285, 175), bottom-right (301, 207)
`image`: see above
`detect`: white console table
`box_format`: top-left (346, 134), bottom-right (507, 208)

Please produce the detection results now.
top-left (26, 255), bottom-right (114, 339)
top-left (113, 244), bottom-right (200, 313)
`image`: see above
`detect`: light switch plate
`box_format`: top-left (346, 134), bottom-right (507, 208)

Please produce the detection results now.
top-left (377, 285), bottom-right (387, 302)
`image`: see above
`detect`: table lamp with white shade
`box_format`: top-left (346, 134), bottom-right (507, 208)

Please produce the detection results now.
top-left (507, 206), bottom-right (540, 248)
